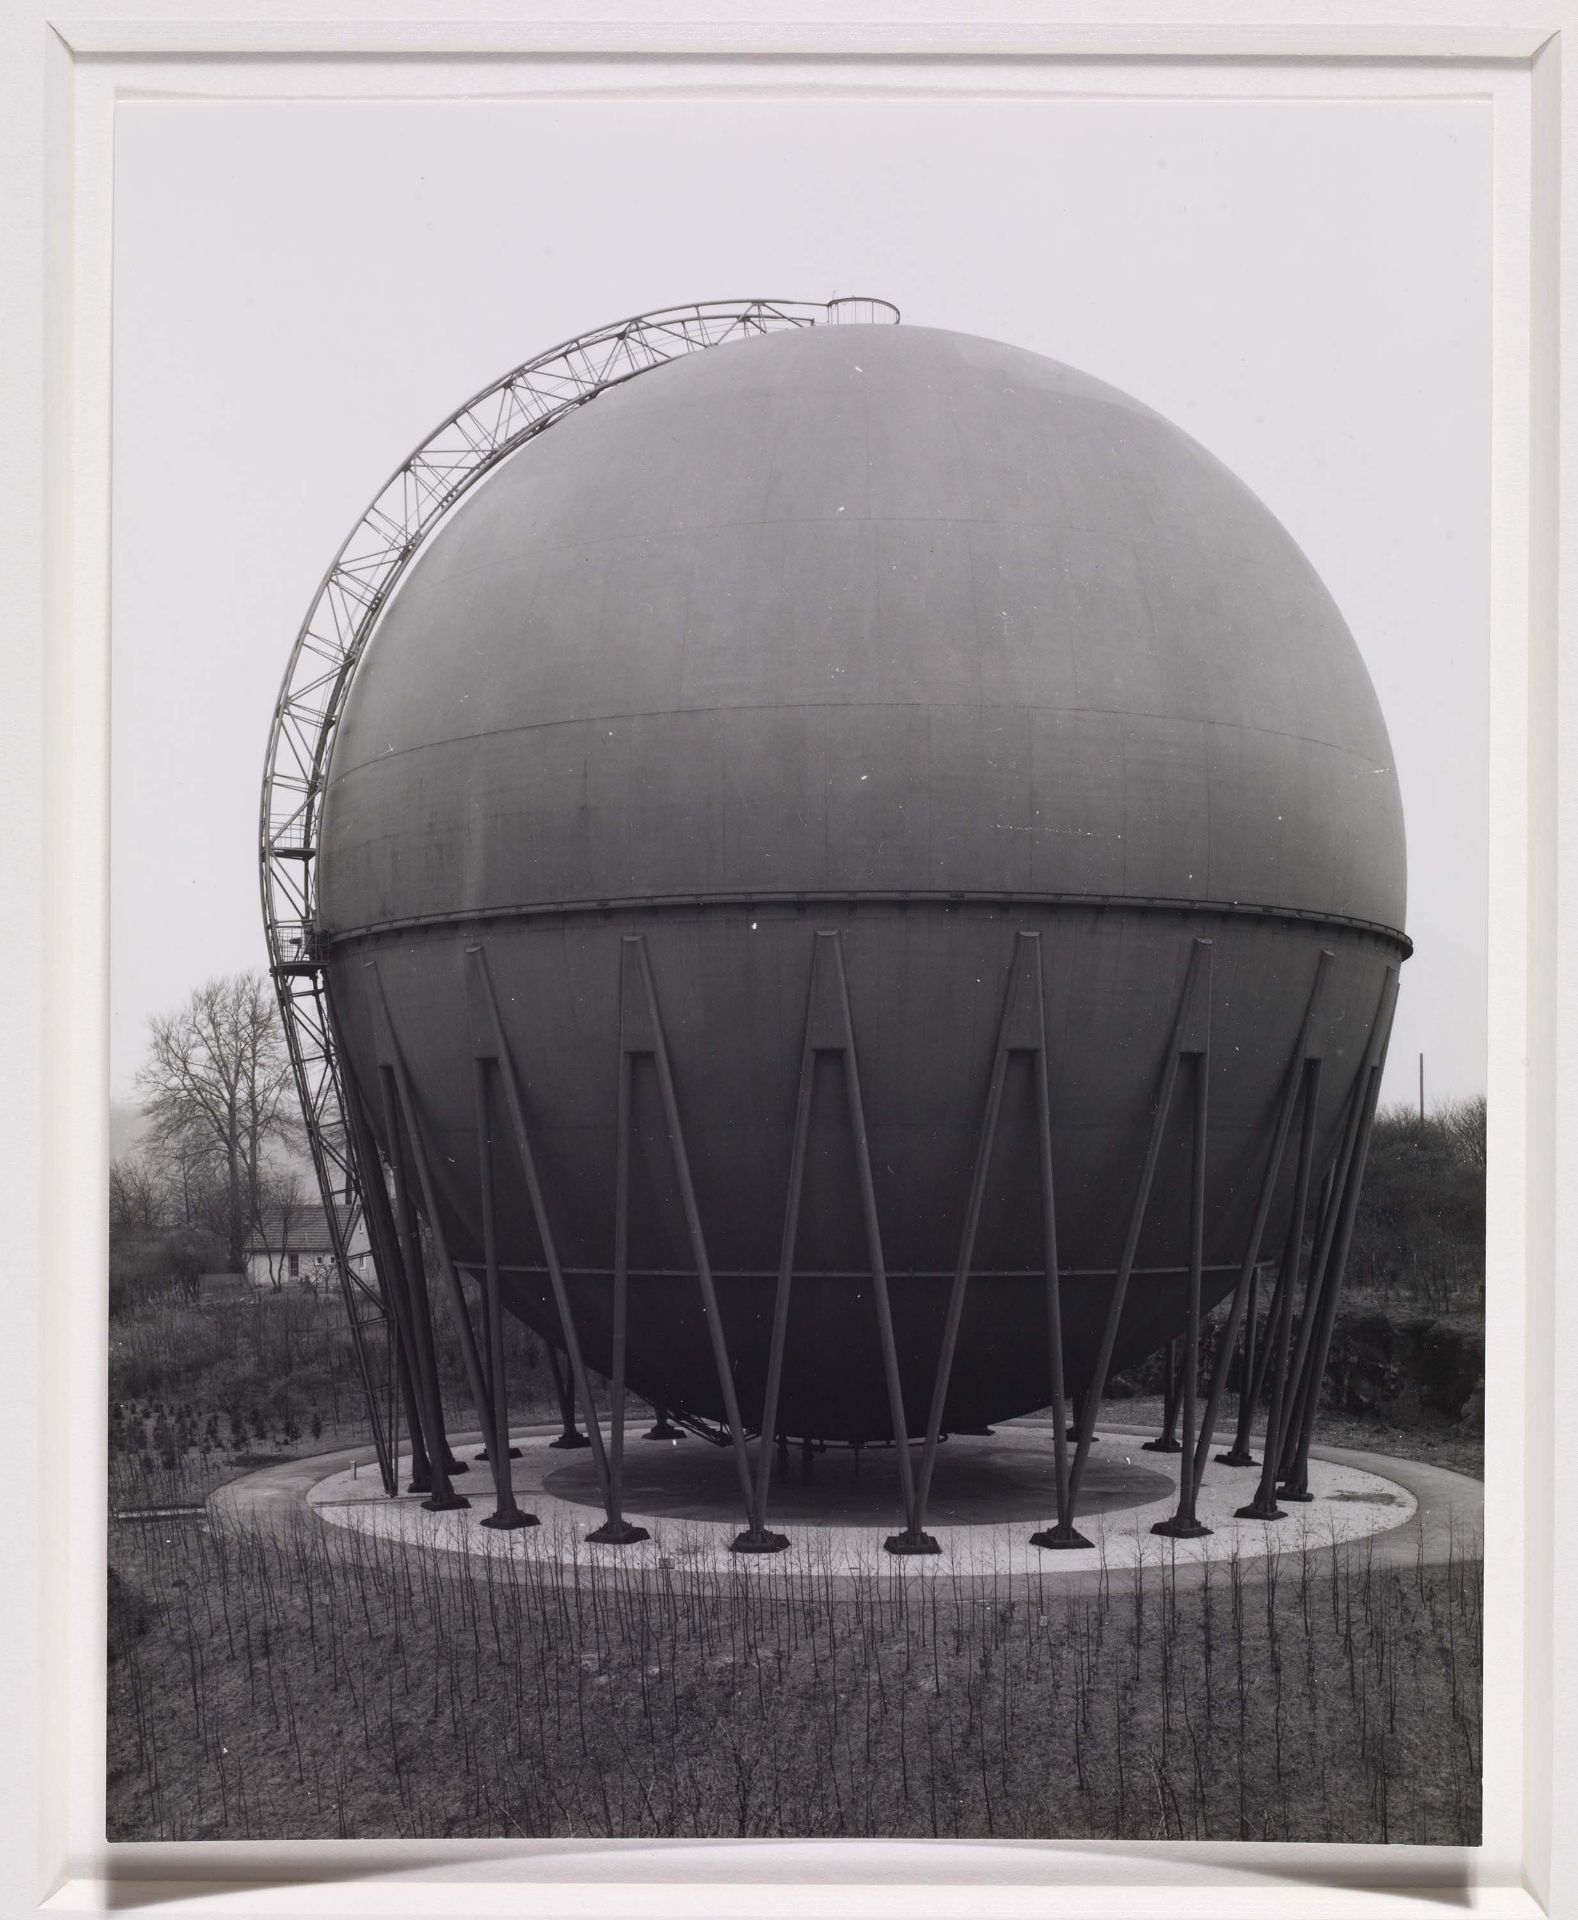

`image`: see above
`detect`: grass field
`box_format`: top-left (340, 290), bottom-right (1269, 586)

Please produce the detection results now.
top-left (106, 1280), bottom-right (1484, 1843)
top-left (108, 1285), bottom-right (572, 1515)
top-left (107, 1498), bottom-right (1481, 1844)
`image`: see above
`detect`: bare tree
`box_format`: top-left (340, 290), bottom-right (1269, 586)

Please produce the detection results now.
top-left (253, 1166), bottom-right (309, 1292)
top-left (146, 1125), bottom-right (228, 1238)
top-left (108, 1157), bottom-right (166, 1236)
top-left (135, 972), bottom-right (298, 1272)
top-left (1441, 1094), bottom-right (1487, 1177)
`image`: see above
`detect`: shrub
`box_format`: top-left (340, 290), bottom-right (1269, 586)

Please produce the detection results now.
top-left (1349, 1098), bottom-right (1485, 1313)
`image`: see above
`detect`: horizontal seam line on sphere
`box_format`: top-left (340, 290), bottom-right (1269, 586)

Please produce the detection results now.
top-left (325, 705), bottom-right (1394, 784)
top-left (451, 1264), bottom-right (1252, 1281)
top-left (315, 891), bottom-right (1411, 954)
top-left (408, 512), bottom-right (1314, 589)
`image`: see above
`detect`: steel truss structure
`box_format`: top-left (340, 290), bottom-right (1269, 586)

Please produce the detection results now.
top-left (261, 298), bottom-right (902, 1495)
top-left (363, 922), bottom-right (1399, 1553)
top-left (263, 294), bottom-right (1399, 1546)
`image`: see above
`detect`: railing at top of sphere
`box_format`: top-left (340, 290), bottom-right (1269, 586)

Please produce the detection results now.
top-left (258, 297), bottom-right (902, 1492)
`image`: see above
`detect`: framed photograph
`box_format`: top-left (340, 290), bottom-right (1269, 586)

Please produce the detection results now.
top-left (3, 5), bottom-right (1570, 1915)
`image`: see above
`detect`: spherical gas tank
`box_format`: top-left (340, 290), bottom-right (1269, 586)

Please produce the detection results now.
top-left (318, 321), bottom-right (1407, 1441)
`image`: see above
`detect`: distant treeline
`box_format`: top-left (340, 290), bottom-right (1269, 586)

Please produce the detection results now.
top-left (111, 970), bottom-right (311, 1309)
top-left (112, 1090), bottom-right (1488, 1322)
top-left (1347, 1096), bottom-right (1485, 1316)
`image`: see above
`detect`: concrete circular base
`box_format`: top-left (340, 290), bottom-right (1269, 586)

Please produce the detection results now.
top-left (302, 1421), bottom-right (1432, 1582)
top-left (542, 1430), bottom-right (1173, 1526)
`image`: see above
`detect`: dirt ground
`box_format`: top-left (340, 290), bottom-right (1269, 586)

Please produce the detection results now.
top-left (107, 1483), bottom-right (1481, 1844)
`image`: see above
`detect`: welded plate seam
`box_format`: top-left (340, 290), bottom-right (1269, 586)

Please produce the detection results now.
top-left (317, 889), bottom-right (1412, 955)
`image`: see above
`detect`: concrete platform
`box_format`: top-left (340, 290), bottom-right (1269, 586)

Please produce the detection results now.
top-left (541, 1429), bottom-right (1173, 1526)
top-left (292, 1420), bottom-right (1456, 1583)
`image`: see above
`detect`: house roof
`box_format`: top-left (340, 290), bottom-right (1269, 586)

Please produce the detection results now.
top-left (243, 1205), bottom-right (368, 1257)
top-left (245, 1204), bottom-right (331, 1252)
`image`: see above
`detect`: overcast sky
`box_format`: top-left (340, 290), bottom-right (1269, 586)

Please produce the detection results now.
top-left (111, 94), bottom-right (1490, 1110)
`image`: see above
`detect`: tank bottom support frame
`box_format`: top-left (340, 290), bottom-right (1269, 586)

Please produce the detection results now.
top-left (333, 925), bottom-right (1399, 1561)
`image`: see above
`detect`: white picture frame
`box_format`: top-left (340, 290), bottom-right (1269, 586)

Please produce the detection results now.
top-left (2, 6), bottom-right (1569, 1915)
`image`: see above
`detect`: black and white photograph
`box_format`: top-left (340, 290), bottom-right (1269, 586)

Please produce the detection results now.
top-left (102, 88), bottom-right (1492, 1850)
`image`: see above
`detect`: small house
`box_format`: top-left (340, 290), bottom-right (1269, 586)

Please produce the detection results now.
top-left (243, 1203), bottom-right (370, 1291)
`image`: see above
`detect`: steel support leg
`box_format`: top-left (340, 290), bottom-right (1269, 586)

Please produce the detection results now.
top-left (1216, 1269), bottom-right (1260, 1466)
top-left (735, 931), bottom-right (926, 1549)
top-left (1233, 1257), bottom-right (1290, 1466)
top-left (375, 1066), bottom-right (467, 1511)
top-left (384, 1033), bottom-right (535, 1528)
top-left (472, 1287), bottom-right (493, 1465)
top-left (971, 934), bottom-right (1084, 1552)
top-left (294, 978), bottom-right (398, 1495)
top-left (1039, 938), bottom-right (1213, 1549)
top-left (386, 1070), bottom-right (466, 1487)
top-left (736, 931), bottom-right (835, 1554)
top-left (399, 1175), bottom-right (470, 1478)
top-left (800, 935), bottom-right (927, 1553)
top-left (596, 1027), bottom-right (641, 1541)
top-left (620, 937), bottom-right (758, 1538)
top-left (394, 1346), bottom-right (433, 1493)
top-left (1272, 968), bottom-right (1398, 1498)
top-left (1153, 1053), bottom-right (1213, 1538)
top-left (1032, 994), bottom-right (1086, 1543)
top-left (1272, 1056), bottom-right (1374, 1493)
top-left (471, 1322), bottom-right (521, 1459)
top-left (343, 1075), bottom-right (435, 1489)
top-left (466, 949), bottom-right (630, 1540)
top-left (1143, 1341), bottom-right (1184, 1452)
top-left (1278, 968), bottom-right (1400, 1501)
top-left (470, 1060), bottom-right (533, 1527)
top-left (470, 1185), bottom-right (522, 1467)
top-left (547, 1346), bottom-right (592, 1450)
top-left (362, 1128), bottom-right (431, 1489)
top-left (1171, 949), bottom-right (1331, 1520)
top-left (913, 933), bottom-right (1051, 1554)
top-left (1237, 1059), bottom-right (1323, 1520)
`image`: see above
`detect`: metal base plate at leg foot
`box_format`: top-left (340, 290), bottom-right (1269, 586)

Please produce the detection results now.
top-left (549, 1429), bottom-right (592, 1451)
top-left (643, 1420), bottom-right (686, 1441)
top-left (442, 1455), bottom-right (471, 1475)
top-left (406, 1477), bottom-right (431, 1495)
top-left (587, 1518), bottom-right (650, 1545)
top-left (731, 1526), bottom-right (790, 1554)
top-left (1030, 1524), bottom-right (1094, 1551)
top-left (1152, 1516), bottom-right (1212, 1540)
top-left (1142, 1436), bottom-right (1183, 1454)
top-left (1236, 1499), bottom-right (1286, 1521)
top-left (1277, 1484), bottom-right (1315, 1503)
top-left (1216, 1448), bottom-right (1257, 1466)
top-left (884, 1529), bottom-right (941, 1556)
top-left (475, 1447), bottom-right (523, 1461)
top-left (421, 1491), bottom-right (471, 1512)
top-left (481, 1508), bottom-right (538, 1530)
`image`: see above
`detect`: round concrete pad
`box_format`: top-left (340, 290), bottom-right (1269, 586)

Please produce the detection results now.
top-left (544, 1435), bottom-right (1171, 1527)
top-left (292, 1420), bottom-right (1443, 1584)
